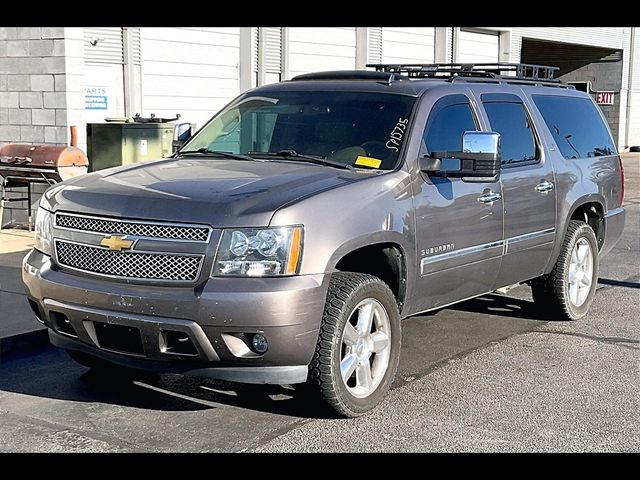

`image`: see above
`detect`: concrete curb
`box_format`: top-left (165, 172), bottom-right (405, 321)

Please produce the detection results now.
top-left (0, 327), bottom-right (50, 363)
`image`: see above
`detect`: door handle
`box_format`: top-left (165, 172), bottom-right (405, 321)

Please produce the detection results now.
top-left (477, 191), bottom-right (501, 204)
top-left (535, 180), bottom-right (554, 193)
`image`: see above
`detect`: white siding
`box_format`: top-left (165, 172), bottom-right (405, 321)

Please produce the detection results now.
top-left (458, 29), bottom-right (500, 63)
top-left (287, 27), bottom-right (356, 78)
top-left (140, 27), bottom-right (241, 129)
top-left (381, 27), bottom-right (435, 63)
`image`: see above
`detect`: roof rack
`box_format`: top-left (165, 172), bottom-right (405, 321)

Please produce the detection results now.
top-left (367, 63), bottom-right (564, 86)
top-left (291, 70), bottom-right (407, 84)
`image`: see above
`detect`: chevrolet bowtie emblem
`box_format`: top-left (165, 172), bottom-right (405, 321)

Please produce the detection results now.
top-left (100, 235), bottom-right (134, 252)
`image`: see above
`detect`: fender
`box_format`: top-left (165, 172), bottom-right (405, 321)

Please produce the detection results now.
top-left (546, 193), bottom-right (605, 273)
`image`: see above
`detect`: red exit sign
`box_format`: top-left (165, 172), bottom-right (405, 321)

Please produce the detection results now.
top-left (596, 91), bottom-right (615, 105)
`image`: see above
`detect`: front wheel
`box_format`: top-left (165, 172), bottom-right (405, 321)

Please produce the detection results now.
top-left (531, 220), bottom-right (599, 320)
top-left (308, 272), bottom-right (401, 417)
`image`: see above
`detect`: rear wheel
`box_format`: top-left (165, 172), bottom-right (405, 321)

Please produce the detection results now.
top-left (531, 220), bottom-right (599, 320)
top-left (308, 272), bottom-right (401, 418)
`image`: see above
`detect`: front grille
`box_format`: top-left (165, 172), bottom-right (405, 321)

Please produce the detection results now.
top-left (55, 213), bottom-right (210, 242)
top-left (55, 241), bottom-right (203, 282)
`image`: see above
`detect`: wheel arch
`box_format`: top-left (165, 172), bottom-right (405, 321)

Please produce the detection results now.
top-left (329, 234), bottom-right (409, 314)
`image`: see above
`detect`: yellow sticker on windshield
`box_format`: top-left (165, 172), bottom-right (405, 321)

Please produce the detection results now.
top-left (355, 156), bottom-right (382, 169)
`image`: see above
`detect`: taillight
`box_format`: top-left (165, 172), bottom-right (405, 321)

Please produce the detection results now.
top-left (618, 155), bottom-right (625, 207)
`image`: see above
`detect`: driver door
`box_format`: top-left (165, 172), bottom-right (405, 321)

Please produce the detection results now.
top-left (411, 93), bottom-right (504, 313)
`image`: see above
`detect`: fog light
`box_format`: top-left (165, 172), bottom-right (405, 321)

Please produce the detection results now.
top-left (251, 333), bottom-right (268, 354)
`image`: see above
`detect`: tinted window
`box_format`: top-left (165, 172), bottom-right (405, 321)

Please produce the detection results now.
top-left (483, 102), bottom-right (537, 164)
top-left (424, 98), bottom-right (477, 153)
top-left (532, 95), bottom-right (616, 159)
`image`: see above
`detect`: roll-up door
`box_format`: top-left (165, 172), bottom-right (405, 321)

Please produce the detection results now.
top-left (381, 27), bottom-right (435, 63)
top-left (287, 28), bottom-right (356, 78)
top-left (140, 27), bottom-right (241, 129)
top-left (458, 29), bottom-right (500, 63)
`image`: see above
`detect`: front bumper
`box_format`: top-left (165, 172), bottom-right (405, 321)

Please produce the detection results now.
top-left (22, 249), bottom-right (329, 384)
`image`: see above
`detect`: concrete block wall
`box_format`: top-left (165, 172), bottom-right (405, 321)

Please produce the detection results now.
top-left (0, 27), bottom-right (71, 146)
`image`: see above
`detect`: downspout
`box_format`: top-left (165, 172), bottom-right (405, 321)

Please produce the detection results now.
top-left (625, 26), bottom-right (636, 150)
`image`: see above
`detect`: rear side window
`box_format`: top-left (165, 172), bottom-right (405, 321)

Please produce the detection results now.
top-left (423, 95), bottom-right (478, 153)
top-left (532, 95), bottom-right (616, 159)
top-left (483, 101), bottom-right (537, 165)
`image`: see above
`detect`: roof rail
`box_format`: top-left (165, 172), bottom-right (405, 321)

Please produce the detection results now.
top-left (367, 63), bottom-right (564, 85)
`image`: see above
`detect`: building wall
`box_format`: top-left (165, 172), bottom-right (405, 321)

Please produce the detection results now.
top-left (0, 27), bottom-right (70, 146)
top-left (1, 26), bottom-right (638, 151)
top-left (627, 29), bottom-right (640, 148)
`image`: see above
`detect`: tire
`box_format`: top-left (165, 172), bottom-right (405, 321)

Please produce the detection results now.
top-left (308, 272), bottom-right (401, 418)
top-left (531, 220), bottom-right (599, 320)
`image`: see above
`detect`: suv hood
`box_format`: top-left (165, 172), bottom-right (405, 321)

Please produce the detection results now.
top-left (44, 157), bottom-right (367, 227)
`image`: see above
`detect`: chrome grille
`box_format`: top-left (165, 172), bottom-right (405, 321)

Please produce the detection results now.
top-left (55, 213), bottom-right (210, 242)
top-left (55, 241), bottom-right (203, 282)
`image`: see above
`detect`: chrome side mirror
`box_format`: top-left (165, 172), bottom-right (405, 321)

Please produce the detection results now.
top-left (421, 131), bottom-right (501, 183)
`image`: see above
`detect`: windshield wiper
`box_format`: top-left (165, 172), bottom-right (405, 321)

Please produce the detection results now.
top-left (176, 148), bottom-right (262, 162)
top-left (249, 149), bottom-right (354, 171)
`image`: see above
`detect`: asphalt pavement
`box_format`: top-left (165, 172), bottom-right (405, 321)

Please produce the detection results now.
top-left (0, 155), bottom-right (638, 452)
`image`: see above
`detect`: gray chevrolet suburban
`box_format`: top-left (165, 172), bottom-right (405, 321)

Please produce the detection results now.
top-left (22, 63), bottom-right (625, 417)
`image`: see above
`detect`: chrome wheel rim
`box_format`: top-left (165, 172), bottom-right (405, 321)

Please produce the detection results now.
top-left (568, 238), bottom-right (593, 307)
top-left (339, 298), bottom-right (391, 398)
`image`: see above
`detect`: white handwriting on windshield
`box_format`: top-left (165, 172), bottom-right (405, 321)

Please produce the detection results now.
top-left (386, 117), bottom-right (409, 152)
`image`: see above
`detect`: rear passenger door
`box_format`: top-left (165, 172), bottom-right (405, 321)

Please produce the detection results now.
top-left (475, 91), bottom-right (557, 288)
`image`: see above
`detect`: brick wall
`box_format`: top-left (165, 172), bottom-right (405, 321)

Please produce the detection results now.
top-left (0, 27), bottom-right (70, 145)
top-left (559, 61), bottom-right (624, 146)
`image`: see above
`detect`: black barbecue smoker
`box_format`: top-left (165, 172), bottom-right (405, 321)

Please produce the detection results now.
top-left (0, 143), bottom-right (89, 229)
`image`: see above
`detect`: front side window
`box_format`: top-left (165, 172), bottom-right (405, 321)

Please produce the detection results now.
top-left (181, 91), bottom-right (416, 170)
top-left (423, 95), bottom-right (478, 153)
top-left (483, 101), bottom-right (537, 164)
top-left (532, 95), bottom-right (616, 159)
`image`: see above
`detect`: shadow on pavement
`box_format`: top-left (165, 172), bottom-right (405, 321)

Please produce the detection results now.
top-left (438, 293), bottom-right (554, 321)
top-left (598, 277), bottom-right (640, 289)
top-left (0, 347), bottom-right (333, 418)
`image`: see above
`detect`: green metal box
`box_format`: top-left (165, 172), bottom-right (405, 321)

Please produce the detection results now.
top-left (86, 122), bottom-right (175, 172)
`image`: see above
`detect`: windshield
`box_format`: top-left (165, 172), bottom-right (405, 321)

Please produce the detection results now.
top-left (181, 91), bottom-right (416, 170)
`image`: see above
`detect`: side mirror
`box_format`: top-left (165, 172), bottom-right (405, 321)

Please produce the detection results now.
top-left (172, 122), bottom-right (196, 153)
top-left (420, 131), bottom-right (501, 183)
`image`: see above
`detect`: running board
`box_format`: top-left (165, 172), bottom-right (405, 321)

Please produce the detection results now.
top-left (494, 283), bottom-right (521, 295)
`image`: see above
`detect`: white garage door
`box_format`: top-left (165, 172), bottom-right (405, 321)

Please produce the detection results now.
top-left (140, 27), bottom-right (241, 129)
top-left (381, 27), bottom-right (435, 63)
top-left (458, 29), bottom-right (500, 63)
top-left (287, 28), bottom-right (356, 78)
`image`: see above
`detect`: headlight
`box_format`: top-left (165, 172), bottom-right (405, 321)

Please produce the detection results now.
top-left (213, 226), bottom-right (303, 277)
top-left (34, 207), bottom-right (53, 256)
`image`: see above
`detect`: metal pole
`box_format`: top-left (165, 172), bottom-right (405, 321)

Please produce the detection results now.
top-left (625, 27), bottom-right (636, 150)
